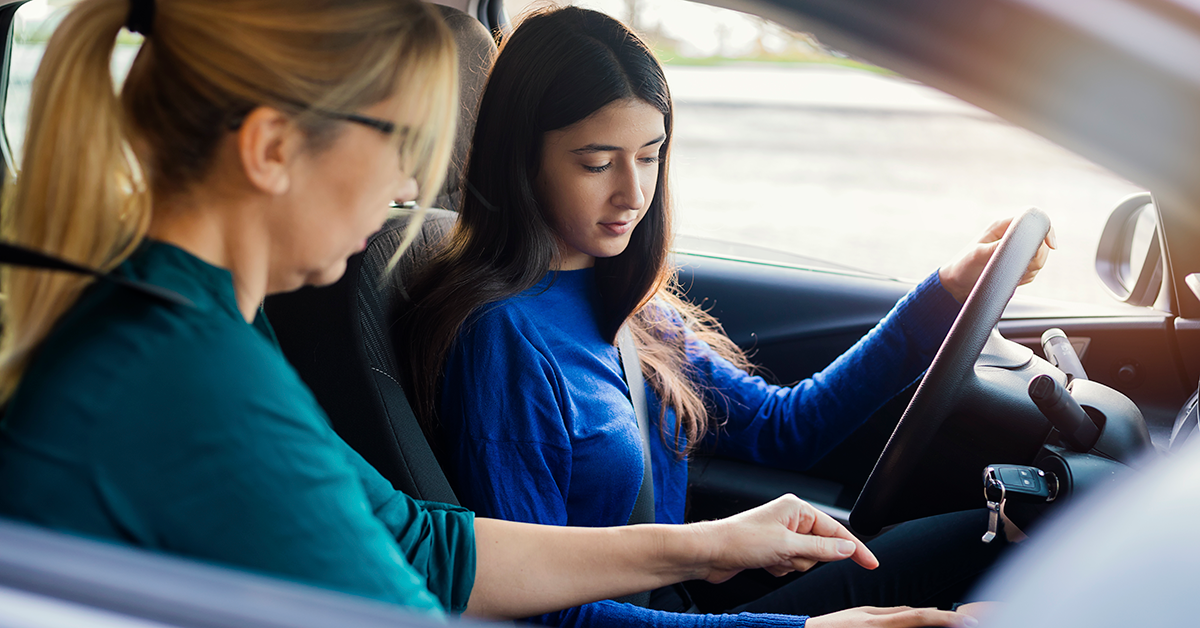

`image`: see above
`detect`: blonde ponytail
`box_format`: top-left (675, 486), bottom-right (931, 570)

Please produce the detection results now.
top-left (0, 0), bottom-right (148, 400)
top-left (0, 0), bottom-right (458, 401)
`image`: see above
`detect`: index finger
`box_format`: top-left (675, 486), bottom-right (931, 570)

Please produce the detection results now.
top-left (800, 503), bottom-right (879, 570)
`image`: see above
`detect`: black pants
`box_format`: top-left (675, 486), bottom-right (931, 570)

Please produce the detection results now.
top-left (652, 509), bottom-right (1007, 617)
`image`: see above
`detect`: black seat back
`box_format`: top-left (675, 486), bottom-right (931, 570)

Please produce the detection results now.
top-left (265, 209), bottom-right (458, 502)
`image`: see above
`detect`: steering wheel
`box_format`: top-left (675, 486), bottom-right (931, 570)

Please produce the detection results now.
top-left (849, 207), bottom-right (1052, 536)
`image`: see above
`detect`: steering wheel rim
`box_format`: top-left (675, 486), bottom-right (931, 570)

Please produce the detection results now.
top-left (849, 207), bottom-right (1052, 536)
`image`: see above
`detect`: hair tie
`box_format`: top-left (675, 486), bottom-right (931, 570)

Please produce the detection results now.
top-left (125, 0), bottom-right (155, 36)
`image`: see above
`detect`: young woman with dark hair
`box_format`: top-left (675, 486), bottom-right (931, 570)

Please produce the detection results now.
top-left (405, 6), bottom-right (1054, 628)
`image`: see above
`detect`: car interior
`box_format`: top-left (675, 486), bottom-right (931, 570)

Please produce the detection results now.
top-left (3, 0), bottom-right (1200, 624)
top-left (264, 0), bottom-right (1199, 612)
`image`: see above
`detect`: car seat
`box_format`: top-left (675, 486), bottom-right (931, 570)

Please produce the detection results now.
top-left (262, 4), bottom-right (493, 503)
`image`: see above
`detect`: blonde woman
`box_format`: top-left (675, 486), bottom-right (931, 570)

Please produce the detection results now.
top-left (0, 0), bottom-right (886, 622)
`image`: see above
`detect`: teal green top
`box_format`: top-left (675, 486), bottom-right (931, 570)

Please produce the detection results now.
top-left (0, 241), bottom-right (476, 616)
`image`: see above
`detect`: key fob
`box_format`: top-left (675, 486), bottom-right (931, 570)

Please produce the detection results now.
top-left (984, 464), bottom-right (1058, 502)
top-left (981, 464), bottom-right (1058, 543)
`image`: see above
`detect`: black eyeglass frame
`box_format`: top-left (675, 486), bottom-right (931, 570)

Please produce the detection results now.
top-left (225, 107), bottom-right (396, 136)
top-left (316, 110), bottom-right (397, 135)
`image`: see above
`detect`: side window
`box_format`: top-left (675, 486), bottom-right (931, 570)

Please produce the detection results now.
top-left (506, 0), bottom-right (1148, 310)
top-left (6, 0), bottom-right (140, 167)
top-left (6, 0), bottom-right (1150, 311)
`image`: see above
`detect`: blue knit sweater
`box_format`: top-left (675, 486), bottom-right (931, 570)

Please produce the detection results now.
top-left (439, 268), bottom-right (961, 628)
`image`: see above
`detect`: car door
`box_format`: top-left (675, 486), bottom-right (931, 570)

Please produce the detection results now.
top-left (679, 249), bottom-right (1191, 525)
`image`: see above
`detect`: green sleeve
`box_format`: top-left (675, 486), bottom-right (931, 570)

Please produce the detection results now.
top-left (339, 438), bottom-right (477, 614)
top-left (91, 327), bottom-right (474, 616)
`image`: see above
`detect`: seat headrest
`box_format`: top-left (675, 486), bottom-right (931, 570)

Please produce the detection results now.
top-left (385, 208), bottom-right (459, 304)
top-left (433, 4), bottom-right (498, 212)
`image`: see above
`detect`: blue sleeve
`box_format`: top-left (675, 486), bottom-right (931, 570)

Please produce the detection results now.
top-left (530, 602), bottom-right (810, 628)
top-left (440, 309), bottom-right (575, 526)
top-left (439, 310), bottom-right (810, 628)
top-left (698, 271), bottom-right (961, 468)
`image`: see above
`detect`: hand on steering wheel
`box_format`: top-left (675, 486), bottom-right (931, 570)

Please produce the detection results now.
top-left (938, 216), bottom-right (1057, 303)
top-left (850, 208), bottom-right (1053, 536)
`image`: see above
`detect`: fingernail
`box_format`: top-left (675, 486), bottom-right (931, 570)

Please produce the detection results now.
top-left (1048, 231), bottom-right (1058, 249)
top-left (961, 616), bottom-right (979, 627)
top-left (835, 540), bottom-right (856, 556)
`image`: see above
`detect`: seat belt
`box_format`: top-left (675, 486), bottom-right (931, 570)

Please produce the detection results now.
top-left (0, 242), bottom-right (193, 308)
top-left (615, 326), bottom-right (696, 613)
top-left (614, 325), bottom-right (655, 608)
top-left (618, 325), bottom-right (655, 526)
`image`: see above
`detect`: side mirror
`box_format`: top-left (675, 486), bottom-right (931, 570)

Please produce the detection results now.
top-left (1095, 192), bottom-right (1162, 307)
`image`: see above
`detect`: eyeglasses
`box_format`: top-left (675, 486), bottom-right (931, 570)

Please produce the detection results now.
top-left (226, 107), bottom-right (396, 136)
top-left (316, 110), bottom-right (396, 135)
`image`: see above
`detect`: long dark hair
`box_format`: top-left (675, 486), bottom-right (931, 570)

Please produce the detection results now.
top-left (403, 6), bottom-right (749, 454)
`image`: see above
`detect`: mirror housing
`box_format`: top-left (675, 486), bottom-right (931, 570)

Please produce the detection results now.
top-left (1095, 192), bottom-right (1162, 307)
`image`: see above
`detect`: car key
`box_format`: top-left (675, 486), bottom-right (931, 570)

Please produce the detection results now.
top-left (981, 464), bottom-right (1058, 543)
top-left (982, 479), bottom-right (1004, 543)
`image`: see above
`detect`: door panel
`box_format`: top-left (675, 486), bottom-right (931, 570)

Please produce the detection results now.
top-left (676, 254), bottom-right (911, 386)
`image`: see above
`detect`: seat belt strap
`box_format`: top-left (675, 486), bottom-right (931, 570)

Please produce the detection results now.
top-left (618, 325), bottom-right (655, 526)
top-left (614, 325), bottom-right (655, 608)
top-left (0, 242), bottom-right (193, 308)
top-left (614, 326), bottom-right (699, 612)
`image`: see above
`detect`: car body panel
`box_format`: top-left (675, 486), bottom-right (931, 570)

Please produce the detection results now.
top-left (0, 518), bottom-right (454, 628)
